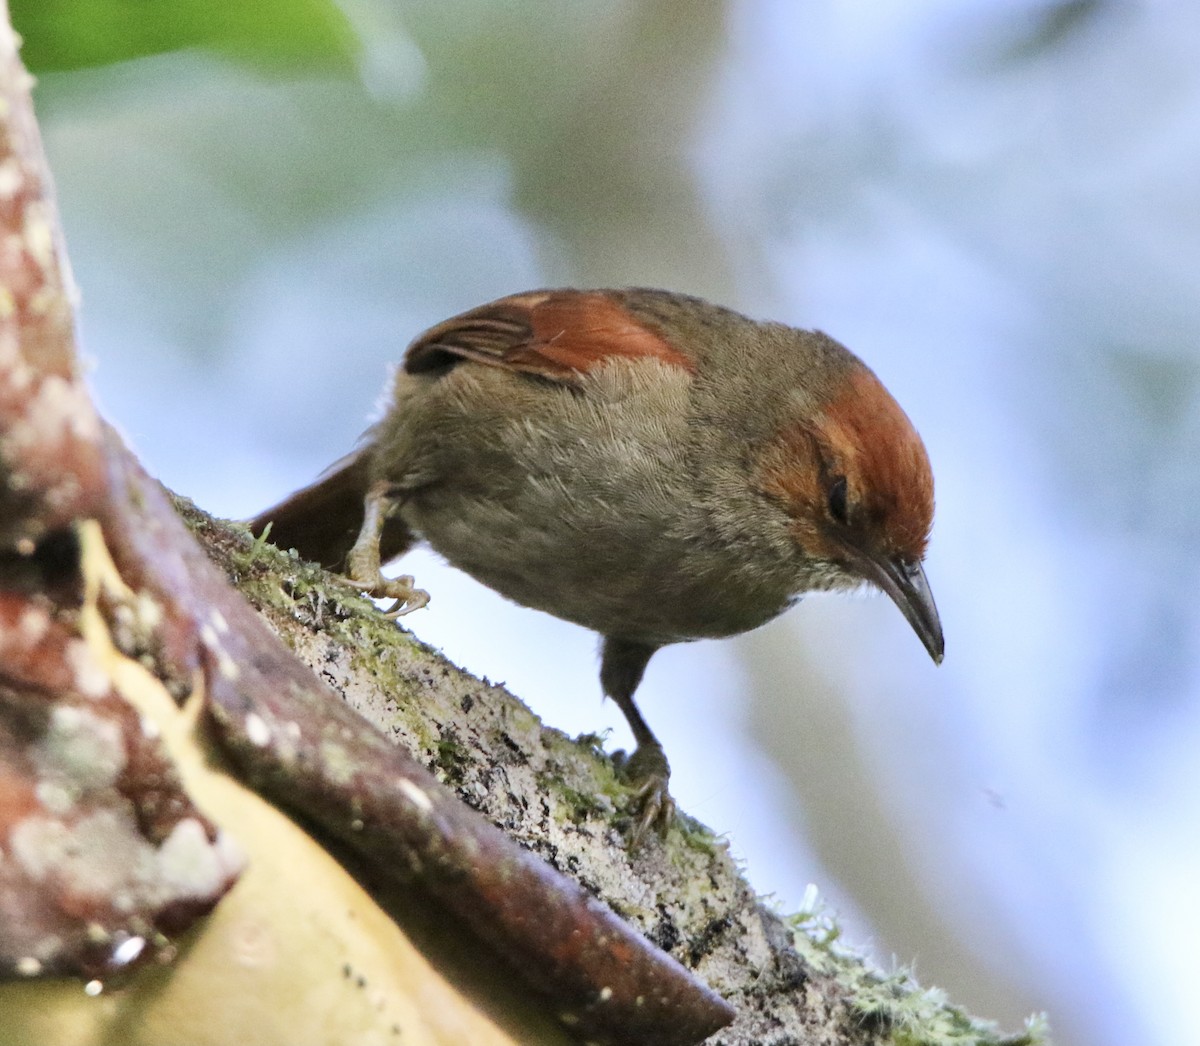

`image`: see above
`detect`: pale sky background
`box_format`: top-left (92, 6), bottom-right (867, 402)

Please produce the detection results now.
top-left (30, 3), bottom-right (1200, 1046)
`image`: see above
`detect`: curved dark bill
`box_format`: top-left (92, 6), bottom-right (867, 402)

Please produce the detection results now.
top-left (849, 551), bottom-right (945, 664)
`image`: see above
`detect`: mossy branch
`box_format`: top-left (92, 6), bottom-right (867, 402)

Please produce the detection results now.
top-left (179, 496), bottom-right (1050, 1046)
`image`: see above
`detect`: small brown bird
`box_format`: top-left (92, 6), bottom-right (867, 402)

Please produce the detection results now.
top-left (251, 288), bottom-right (943, 842)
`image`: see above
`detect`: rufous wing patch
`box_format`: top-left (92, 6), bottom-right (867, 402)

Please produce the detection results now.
top-left (403, 290), bottom-right (695, 382)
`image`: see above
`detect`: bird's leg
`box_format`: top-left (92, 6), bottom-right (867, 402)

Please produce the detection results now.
top-left (601, 636), bottom-right (672, 846)
top-left (345, 480), bottom-right (429, 618)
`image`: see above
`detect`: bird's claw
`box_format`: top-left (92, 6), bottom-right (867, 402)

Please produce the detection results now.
top-left (614, 742), bottom-right (674, 848)
top-left (630, 775), bottom-right (675, 848)
top-left (346, 574), bottom-right (430, 618)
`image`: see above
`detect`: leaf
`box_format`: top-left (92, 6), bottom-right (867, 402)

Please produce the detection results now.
top-left (11, 0), bottom-right (359, 75)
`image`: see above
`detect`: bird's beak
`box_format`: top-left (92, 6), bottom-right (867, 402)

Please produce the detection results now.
top-left (845, 548), bottom-right (944, 664)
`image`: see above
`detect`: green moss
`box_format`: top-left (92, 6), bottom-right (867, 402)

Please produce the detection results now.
top-left (572, 731), bottom-right (610, 757)
top-left (434, 734), bottom-right (471, 784)
top-left (545, 777), bottom-right (611, 822)
top-left (670, 813), bottom-right (723, 856)
top-left (850, 974), bottom-right (1049, 1046)
top-left (787, 888), bottom-right (1052, 1046)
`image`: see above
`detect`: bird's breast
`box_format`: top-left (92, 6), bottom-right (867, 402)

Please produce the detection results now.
top-left (389, 358), bottom-right (806, 643)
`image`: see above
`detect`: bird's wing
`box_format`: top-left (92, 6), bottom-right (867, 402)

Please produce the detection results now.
top-left (402, 290), bottom-right (695, 383)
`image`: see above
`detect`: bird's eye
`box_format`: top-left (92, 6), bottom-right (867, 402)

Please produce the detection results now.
top-left (828, 475), bottom-right (849, 524)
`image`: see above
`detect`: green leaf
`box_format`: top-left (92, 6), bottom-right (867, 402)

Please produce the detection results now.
top-left (11, 0), bottom-right (359, 75)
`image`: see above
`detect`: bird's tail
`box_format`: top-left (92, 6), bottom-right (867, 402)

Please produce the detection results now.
top-left (249, 450), bottom-right (414, 571)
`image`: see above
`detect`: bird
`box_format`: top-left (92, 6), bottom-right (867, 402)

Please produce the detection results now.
top-left (250, 288), bottom-right (944, 844)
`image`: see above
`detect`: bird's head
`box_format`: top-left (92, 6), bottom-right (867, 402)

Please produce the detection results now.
top-left (758, 360), bottom-right (944, 663)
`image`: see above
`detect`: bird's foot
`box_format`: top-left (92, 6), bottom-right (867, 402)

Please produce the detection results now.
top-left (345, 573), bottom-right (430, 618)
top-left (613, 742), bottom-right (675, 848)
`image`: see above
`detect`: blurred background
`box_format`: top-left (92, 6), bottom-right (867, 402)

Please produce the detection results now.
top-left (16, 1), bottom-right (1199, 1044)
